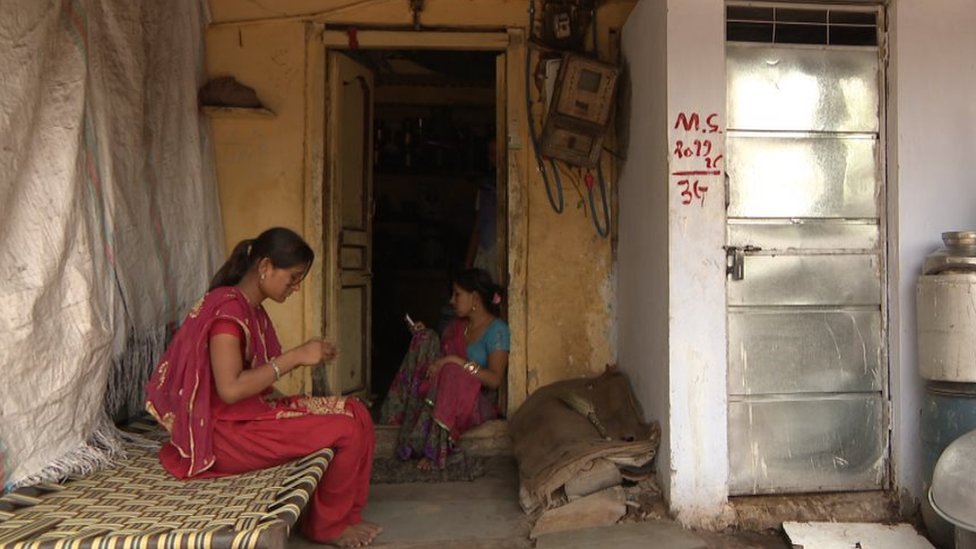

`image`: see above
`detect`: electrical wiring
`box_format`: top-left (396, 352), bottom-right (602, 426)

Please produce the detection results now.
top-left (527, 0), bottom-right (611, 237)
top-left (588, 162), bottom-right (610, 237)
top-left (527, 0), bottom-right (565, 214)
top-left (587, 2), bottom-right (611, 238)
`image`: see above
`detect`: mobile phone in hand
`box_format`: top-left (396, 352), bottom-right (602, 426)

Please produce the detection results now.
top-left (404, 313), bottom-right (416, 330)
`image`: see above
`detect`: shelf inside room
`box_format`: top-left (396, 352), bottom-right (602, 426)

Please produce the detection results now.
top-left (201, 106), bottom-right (276, 119)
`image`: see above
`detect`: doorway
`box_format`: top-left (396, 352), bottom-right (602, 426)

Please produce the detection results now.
top-left (322, 40), bottom-right (508, 411)
top-left (366, 50), bottom-right (500, 407)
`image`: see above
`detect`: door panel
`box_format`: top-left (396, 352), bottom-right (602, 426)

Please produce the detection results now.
top-left (728, 254), bottom-right (881, 306)
top-left (327, 51), bottom-right (374, 396)
top-left (726, 46), bottom-right (879, 132)
top-left (729, 309), bottom-right (883, 395)
top-left (338, 284), bottom-right (367, 393)
top-left (340, 246), bottom-right (366, 270)
top-left (729, 396), bottom-right (885, 494)
top-left (727, 135), bottom-right (878, 218)
top-left (728, 220), bottom-right (879, 251)
top-left (340, 79), bottom-right (368, 230)
top-left (726, 35), bottom-right (886, 495)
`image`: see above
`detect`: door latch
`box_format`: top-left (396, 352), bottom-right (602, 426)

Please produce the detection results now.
top-left (724, 245), bottom-right (761, 280)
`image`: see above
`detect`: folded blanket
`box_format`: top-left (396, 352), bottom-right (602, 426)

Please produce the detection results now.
top-left (508, 367), bottom-right (660, 513)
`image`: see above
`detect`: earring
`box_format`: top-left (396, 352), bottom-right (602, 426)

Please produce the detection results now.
top-left (260, 273), bottom-right (266, 282)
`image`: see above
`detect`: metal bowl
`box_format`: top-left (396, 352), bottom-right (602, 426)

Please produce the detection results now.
top-left (930, 429), bottom-right (976, 533)
top-left (924, 231), bottom-right (976, 274)
top-left (943, 231), bottom-right (976, 248)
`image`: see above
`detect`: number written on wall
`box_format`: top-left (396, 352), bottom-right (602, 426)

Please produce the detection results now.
top-left (676, 179), bottom-right (709, 207)
top-left (671, 112), bottom-right (723, 207)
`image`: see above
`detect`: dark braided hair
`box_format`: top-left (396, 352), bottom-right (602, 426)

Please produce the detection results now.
top-left (209, 227), bottom-right (314, 291)
top-left (453, 268), bottom-right (504, 317)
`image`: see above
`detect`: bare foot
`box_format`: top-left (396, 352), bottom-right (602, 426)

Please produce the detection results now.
top-left (357, 521), bottom-right (383, 536)
top-left (325, 525), bottom-right (373, 547)
top-left (416, 457), bottom-right (434, 471)
top-left (349, 523), bottom-right (381, 544)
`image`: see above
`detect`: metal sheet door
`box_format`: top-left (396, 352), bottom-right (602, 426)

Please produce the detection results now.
top-left (326, 52), bottom-right (374, 396)
top-left (726, 42), bottom-right (886, 494)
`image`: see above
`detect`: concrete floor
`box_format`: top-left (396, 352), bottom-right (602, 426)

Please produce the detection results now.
top-left (286, 457), bottom-right (792, 548)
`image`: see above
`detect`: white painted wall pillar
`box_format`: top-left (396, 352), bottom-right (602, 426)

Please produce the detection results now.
top-left (664, 0), bottom-right (732, 528)
top-left (620, 0), bottom-right (731, 527)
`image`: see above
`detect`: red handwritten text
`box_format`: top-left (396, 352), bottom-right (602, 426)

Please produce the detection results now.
top-left (676, 179), bottom-right (709, 207)
top-left (672, 112), bottom-right (723, 208)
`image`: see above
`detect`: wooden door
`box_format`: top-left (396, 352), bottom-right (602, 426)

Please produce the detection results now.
top-left (325, 52), bottom-right (374, 396)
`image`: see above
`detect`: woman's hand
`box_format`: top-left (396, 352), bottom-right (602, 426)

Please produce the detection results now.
top-left (427, 354), bottom-right (465, 379)
top-left (427, 357), bottom-right (445, 379)
top-left (411, 321), bottom-right (427, 334)
top-left (294, 338), bottom-right (337, 365)
top-left (210, 336), bottom-right (338, 405)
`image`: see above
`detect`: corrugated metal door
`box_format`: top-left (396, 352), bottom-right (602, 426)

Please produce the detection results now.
top-left (725, 5), bottom-right (887, 495)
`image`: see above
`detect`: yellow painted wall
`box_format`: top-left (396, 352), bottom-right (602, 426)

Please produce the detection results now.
top-left (205, 0), bottom-right (636, 399)
top-left (206, 21), bottom-right (312, 394)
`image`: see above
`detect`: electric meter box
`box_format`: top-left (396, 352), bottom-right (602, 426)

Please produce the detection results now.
top-left (541, 53), bottom-right (619, 168)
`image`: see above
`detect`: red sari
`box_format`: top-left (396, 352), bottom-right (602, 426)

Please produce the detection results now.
top-left (145, 287), bottom-right (374, 542)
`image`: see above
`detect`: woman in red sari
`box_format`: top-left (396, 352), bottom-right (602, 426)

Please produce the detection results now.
top-left (379, 268), bottom-right (510, 471)
top-left (146, 227), bottom-right (380, 547)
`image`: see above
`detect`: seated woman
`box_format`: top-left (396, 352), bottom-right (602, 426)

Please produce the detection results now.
top-left (380, 268), bottom-right (510, 470)
top-left (145, 227), bottom-right (381, 548)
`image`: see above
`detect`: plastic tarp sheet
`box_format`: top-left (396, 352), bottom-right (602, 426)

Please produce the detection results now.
top-left (0, 0), bottom-right (222, 491)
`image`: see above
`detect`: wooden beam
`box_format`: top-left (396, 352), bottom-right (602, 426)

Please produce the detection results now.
top-left (322, 30), bottom-right (508, 50)
top-left (210, 0), bottom-right (398, 29)
top-left (495, 50), bottom-right (510, 414)
top-left (202, 106), bottom-right (276, 119)
top-left (505, 28), bottom-right (528, 417)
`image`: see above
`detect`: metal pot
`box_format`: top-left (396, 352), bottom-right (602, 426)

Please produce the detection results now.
top-left (924, 231), bottom-right (976, 274)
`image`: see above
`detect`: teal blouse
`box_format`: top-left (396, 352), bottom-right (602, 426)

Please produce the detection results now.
top-left (467, 318), bottom-right (510, 367)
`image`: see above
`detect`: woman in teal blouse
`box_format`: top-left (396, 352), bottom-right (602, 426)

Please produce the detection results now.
top-left (380, 268), bottom-right (510, 470)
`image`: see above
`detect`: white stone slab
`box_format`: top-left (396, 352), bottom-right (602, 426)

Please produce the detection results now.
top-left (783, 521), bottom-right (934, 549)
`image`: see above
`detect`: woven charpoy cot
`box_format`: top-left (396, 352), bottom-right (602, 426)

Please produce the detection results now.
top-left (0, 421), bottom-right (332, 549)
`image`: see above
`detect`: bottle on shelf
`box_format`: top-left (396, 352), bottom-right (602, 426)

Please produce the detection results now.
top-left (374, 121), bottom-right (387, 169)
top-left (402, 118), bottom-right (414, 171)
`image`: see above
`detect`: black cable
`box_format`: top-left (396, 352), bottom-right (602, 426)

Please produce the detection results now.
top-left (602, 145), bottom-right (625, 161)
top-left (591, 0), bottom-right (599, 59)
top-left (527, 0), bottom-right (564, 214)
top-left (588, 161), bottom-right (610, 238)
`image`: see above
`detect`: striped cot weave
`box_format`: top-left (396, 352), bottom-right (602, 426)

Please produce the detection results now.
top-left (0, 423), bottom-right (332, 549)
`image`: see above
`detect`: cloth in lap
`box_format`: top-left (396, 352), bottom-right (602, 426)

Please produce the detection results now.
top-left (508, 368), bottom-right (661, 513)
top-left (380, 318), bottom-right (510, 467)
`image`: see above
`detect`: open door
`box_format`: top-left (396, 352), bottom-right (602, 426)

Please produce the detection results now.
top-left (325, 51), bottom-right (374, 396)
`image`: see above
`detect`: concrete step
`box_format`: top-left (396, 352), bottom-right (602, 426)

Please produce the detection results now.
top-left (284, 457), bottom-right (530, 549)
top-left (370, 537), bottom-right (533, 548)
top-left (375, 419), bottom-right (512, 457)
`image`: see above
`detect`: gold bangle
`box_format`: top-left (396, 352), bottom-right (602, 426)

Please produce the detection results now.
top-left (463, 361), bottom-right (479, 374)
top-left (270, 357), bottom-right (281, 381)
